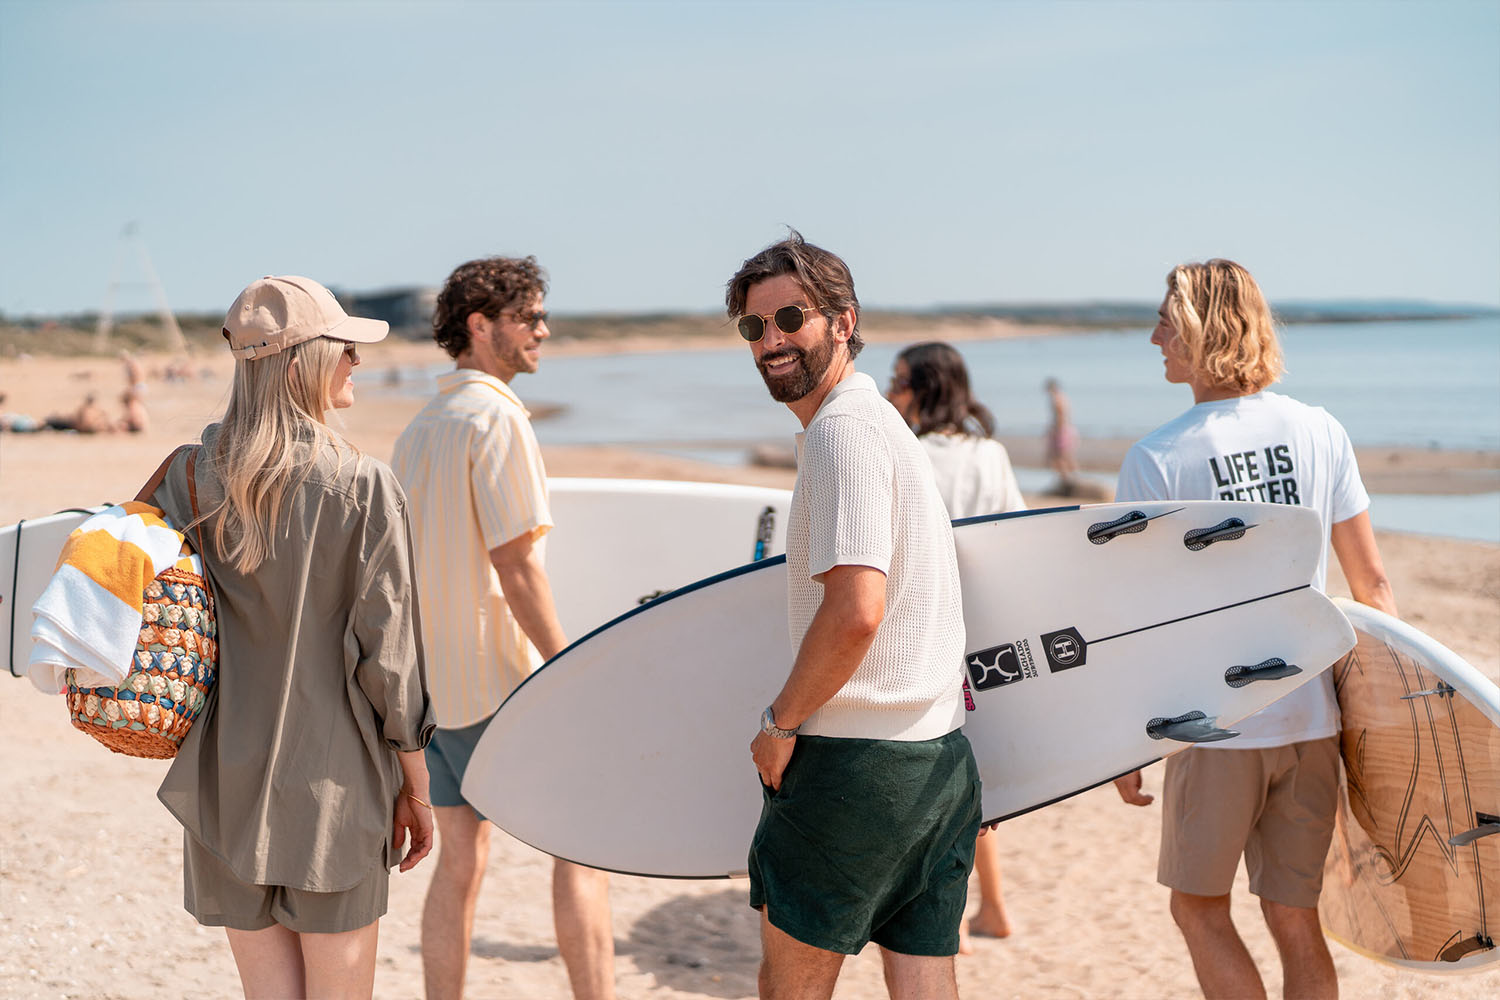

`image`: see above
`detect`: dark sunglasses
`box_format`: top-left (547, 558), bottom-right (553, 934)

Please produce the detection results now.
top-left (508, 309), bottom-right (550, 332)
top-left (341, 343), bottom-right (360, 363)
top-left (737, 305), bottom-right (818, 343)
top-left (888, 375), bottom-right (911, 392)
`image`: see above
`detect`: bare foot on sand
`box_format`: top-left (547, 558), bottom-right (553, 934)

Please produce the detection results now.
top-left (960, 906), bottom-right (1013, 953)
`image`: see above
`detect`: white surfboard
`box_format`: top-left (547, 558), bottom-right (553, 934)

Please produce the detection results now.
top-left (545, 478), bottom-right (790, 642)
top-left (1, 507), bottom-right (107, 678)
top-left (2, 479), bottom-right (792, 682)
top-left (463, 500), bottom-right (1358, 879)
top-left (1320, 598), bottom-right (1500, 973)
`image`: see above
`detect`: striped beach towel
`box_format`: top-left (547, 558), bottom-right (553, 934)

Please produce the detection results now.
top-left (27, 502), bottom-right (203, 694)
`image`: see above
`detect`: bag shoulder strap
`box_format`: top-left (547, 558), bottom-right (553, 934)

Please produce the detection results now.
top-left (134, 444), bottom-right (196, 503)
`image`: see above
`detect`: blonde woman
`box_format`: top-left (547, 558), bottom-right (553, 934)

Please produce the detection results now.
top-left (148, 276), bottom-right (435, 999)
top-left (1111, 259), bottom-right (1394, 1000)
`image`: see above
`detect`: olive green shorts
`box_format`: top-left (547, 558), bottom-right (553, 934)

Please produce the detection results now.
top-left (183, 833), bottom-right (389, 934)
top-left (748, 729), bottom-right (982, 956)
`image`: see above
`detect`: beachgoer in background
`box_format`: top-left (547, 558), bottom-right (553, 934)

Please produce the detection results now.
top-left (0, 392), bottom-right (41, 433)
top-left (44, 392), bottom-right (113, 433)
top-left (149, 275), bottom-right (435, 998)
top-left (118, 386), bottom-right (148, 433)
top-left (729, 232), bottom-right (980, 1000)
top-left (887, 341), bottom-right (1018, 954)
top-left (1043, 377), bottom-right (1078, 491)
top-left (117, 352), bottom-right (149, 432)
top-left (392, 257), bottom-right (616, 1000)
top-left (1111, 259), bottom-right (1396, 1000)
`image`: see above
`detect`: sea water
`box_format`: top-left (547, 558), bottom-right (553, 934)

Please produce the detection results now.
top-left (400, 317), bottom-right (1500, 542)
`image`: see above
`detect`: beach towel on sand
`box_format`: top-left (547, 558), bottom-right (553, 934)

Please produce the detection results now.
top-left (27, 502), bottom-right (202, 693)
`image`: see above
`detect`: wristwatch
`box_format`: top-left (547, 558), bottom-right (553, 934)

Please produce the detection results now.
top-left (760, 705), bottom-right (799, 739)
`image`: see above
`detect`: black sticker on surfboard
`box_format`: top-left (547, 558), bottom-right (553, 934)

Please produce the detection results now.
top-left (1041, 627), bottom-right (1087, 672)
top-left (966, 641), bottom-right (1036, 691)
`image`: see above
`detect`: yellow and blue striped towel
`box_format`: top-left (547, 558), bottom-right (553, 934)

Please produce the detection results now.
top-left (27, 502), bottom-right (202, 694)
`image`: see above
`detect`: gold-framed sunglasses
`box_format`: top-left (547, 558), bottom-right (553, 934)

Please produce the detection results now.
top-left (507, 309), bottom-right (550, 332)
top-left (737, 305), bottom-right (819, 343)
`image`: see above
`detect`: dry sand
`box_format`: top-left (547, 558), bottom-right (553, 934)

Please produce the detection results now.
top-left (1, 343), bottom-right (1497, 999)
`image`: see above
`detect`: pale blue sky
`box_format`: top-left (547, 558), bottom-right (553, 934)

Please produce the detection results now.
top-left (2, 0), bottom-right (1497, 317)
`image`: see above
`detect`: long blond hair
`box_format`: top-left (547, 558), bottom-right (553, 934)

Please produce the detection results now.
top-left (1163, 259), bottom-right (1285, 394)
top-left (204, 336), bottom-right (348, 573)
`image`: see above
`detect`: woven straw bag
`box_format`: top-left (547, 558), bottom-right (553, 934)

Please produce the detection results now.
top-left (65, 447), bottom-right (218, 759)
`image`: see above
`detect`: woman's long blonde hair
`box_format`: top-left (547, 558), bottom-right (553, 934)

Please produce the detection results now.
top-left (203, 336), bottom-right (348, 573)
top-left (1163, 259), bottom-right (1285, 394)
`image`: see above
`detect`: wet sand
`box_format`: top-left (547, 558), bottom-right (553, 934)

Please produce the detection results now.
top-left (1, 343), bottom-right (1496, 998)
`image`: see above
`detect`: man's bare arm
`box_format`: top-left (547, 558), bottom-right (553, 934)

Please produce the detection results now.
top-left (752, 564), bottom-right (885, 790)
top-left (1330, 511), bottom-right (1397, 617)
top-left (490, 530), bottom-right (567, 661)
top-left (771, 564), bottom-right (887, 728)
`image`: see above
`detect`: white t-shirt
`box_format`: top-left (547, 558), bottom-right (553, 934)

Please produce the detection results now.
top-left (787, 373), bottom-right (966, 741)
top-left (1115, 390), bottom-right (1369, 749)
top-left (919, 433), bottom-right (1026, 520)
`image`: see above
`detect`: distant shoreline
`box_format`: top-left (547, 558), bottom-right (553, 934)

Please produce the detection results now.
top-left (2, 304), bottom-right (1495, 359)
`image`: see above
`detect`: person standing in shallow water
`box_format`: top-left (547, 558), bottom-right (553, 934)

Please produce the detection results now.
top-left (886, 340), bottom-right (1018, 953)
top-left (391, 256), bottom-right (616, 1000)
top-left (150, 275), bottom-right (435, 1000)
top-left (1111, 258), bottom-right (1396, 1000)
top-left (729, 231), bottom-right (982, 1000)
top-left (1043, 377), bottom-right (1078, 492)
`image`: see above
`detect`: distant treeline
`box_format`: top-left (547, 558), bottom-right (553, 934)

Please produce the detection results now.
top-left (2, 300), bottom-right (1493, 358)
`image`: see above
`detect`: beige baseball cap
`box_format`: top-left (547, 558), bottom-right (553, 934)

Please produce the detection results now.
top-left (222, 275), bottom-right (389, 360)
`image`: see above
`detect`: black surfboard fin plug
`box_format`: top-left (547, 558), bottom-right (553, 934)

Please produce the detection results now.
top-left (1400, 680), bottom-right (1457, 701)
top-left (1146, 710), bottom-right (1240, 744)
top-left (1439, 933), bottom-right (1495, 963)
top-left (1085, 507), bottom-right (1183, 545)
top-left (1448, 812), bottom-right (1500, 848)
top-left (1224, 658), bottom-right (1302, 688)
top-left (1183, 517), bottom-right (1254, 551)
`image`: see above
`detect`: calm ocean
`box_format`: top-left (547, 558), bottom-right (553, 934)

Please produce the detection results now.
top-left (399, 316), bottom-right (1500, 542)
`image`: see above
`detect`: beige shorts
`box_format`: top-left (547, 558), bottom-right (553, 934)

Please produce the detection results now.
top-left (183, 833), bottom-right (389, 934)
top-left (1158, 737), bottom-right (1339, 909)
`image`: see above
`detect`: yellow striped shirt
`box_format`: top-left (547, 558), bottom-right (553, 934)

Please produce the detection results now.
top-left (391, 370), bottom-right (551, 727)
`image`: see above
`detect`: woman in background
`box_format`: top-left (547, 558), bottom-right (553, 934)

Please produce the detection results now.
top-left (150, 275), bottom-right (435, 999)
top-left (887, 340), bottom-right (1019, 951)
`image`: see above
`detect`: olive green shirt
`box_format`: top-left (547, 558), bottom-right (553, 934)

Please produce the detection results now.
top-left (152, 425), bottom-right (434, 892)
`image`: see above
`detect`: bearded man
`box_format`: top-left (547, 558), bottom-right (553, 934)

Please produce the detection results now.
top-left (726, 232), bottom-right (982, 1000)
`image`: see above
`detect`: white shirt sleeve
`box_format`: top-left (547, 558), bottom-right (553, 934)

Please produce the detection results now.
top-left (803, 413), bottom-right (895, 579)
top-left (1325, 414), bottom-right (1370, 524)
top-left (1114, 443), bottom-right (1169, 502)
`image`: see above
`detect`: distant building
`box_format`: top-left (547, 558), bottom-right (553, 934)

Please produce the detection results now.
top-left (335, 286), bottom-right (438, 338)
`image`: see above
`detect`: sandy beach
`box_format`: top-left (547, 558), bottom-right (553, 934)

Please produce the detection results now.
top-left (1, 342), bottom-right (1497, 999)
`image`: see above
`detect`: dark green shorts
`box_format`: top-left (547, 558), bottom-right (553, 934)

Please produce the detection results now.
top-left (748, 728), bottom-right (981, 956)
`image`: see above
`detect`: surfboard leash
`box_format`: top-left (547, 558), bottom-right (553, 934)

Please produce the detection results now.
top-left (6, 517), bottom-right (21, 677)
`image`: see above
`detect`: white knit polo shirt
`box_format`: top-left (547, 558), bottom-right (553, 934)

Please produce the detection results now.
top-left (787, 372), bottom-right (966, 741)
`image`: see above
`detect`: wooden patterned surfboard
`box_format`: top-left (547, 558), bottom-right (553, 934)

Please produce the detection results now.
top-left (1320, 598), bottom-right (1500, 973)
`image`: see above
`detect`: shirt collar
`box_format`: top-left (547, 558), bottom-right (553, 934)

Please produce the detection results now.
top-left (438, 368), bottom-right (529, 417)
top-left (793, 371), bottom-right (877, 459)
top-left (812, 371), bottom-right (878, 420)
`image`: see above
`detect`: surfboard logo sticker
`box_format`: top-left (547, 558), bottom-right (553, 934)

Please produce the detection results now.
top-left (966, 640), bottom-right (1036, 691)
top-left (1042, 628), bottom-right (1087, 672)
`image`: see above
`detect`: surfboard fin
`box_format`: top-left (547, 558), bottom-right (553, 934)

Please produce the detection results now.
top-left (1400, 680), bottom-right (1456, 701)
top-left (1146, 711), bottom-right (1240, 743)
top-left (1085, 508), bottom-right (1183, 544)
top-left (1183, 518), bottom-right (1254, 551)
top-left (1448, 812), bottom-right (1500, 848)
top-left (1223, 658), bottom-right (1302, 688)
top-left (1439, 933), bottom-right (1495, 963)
